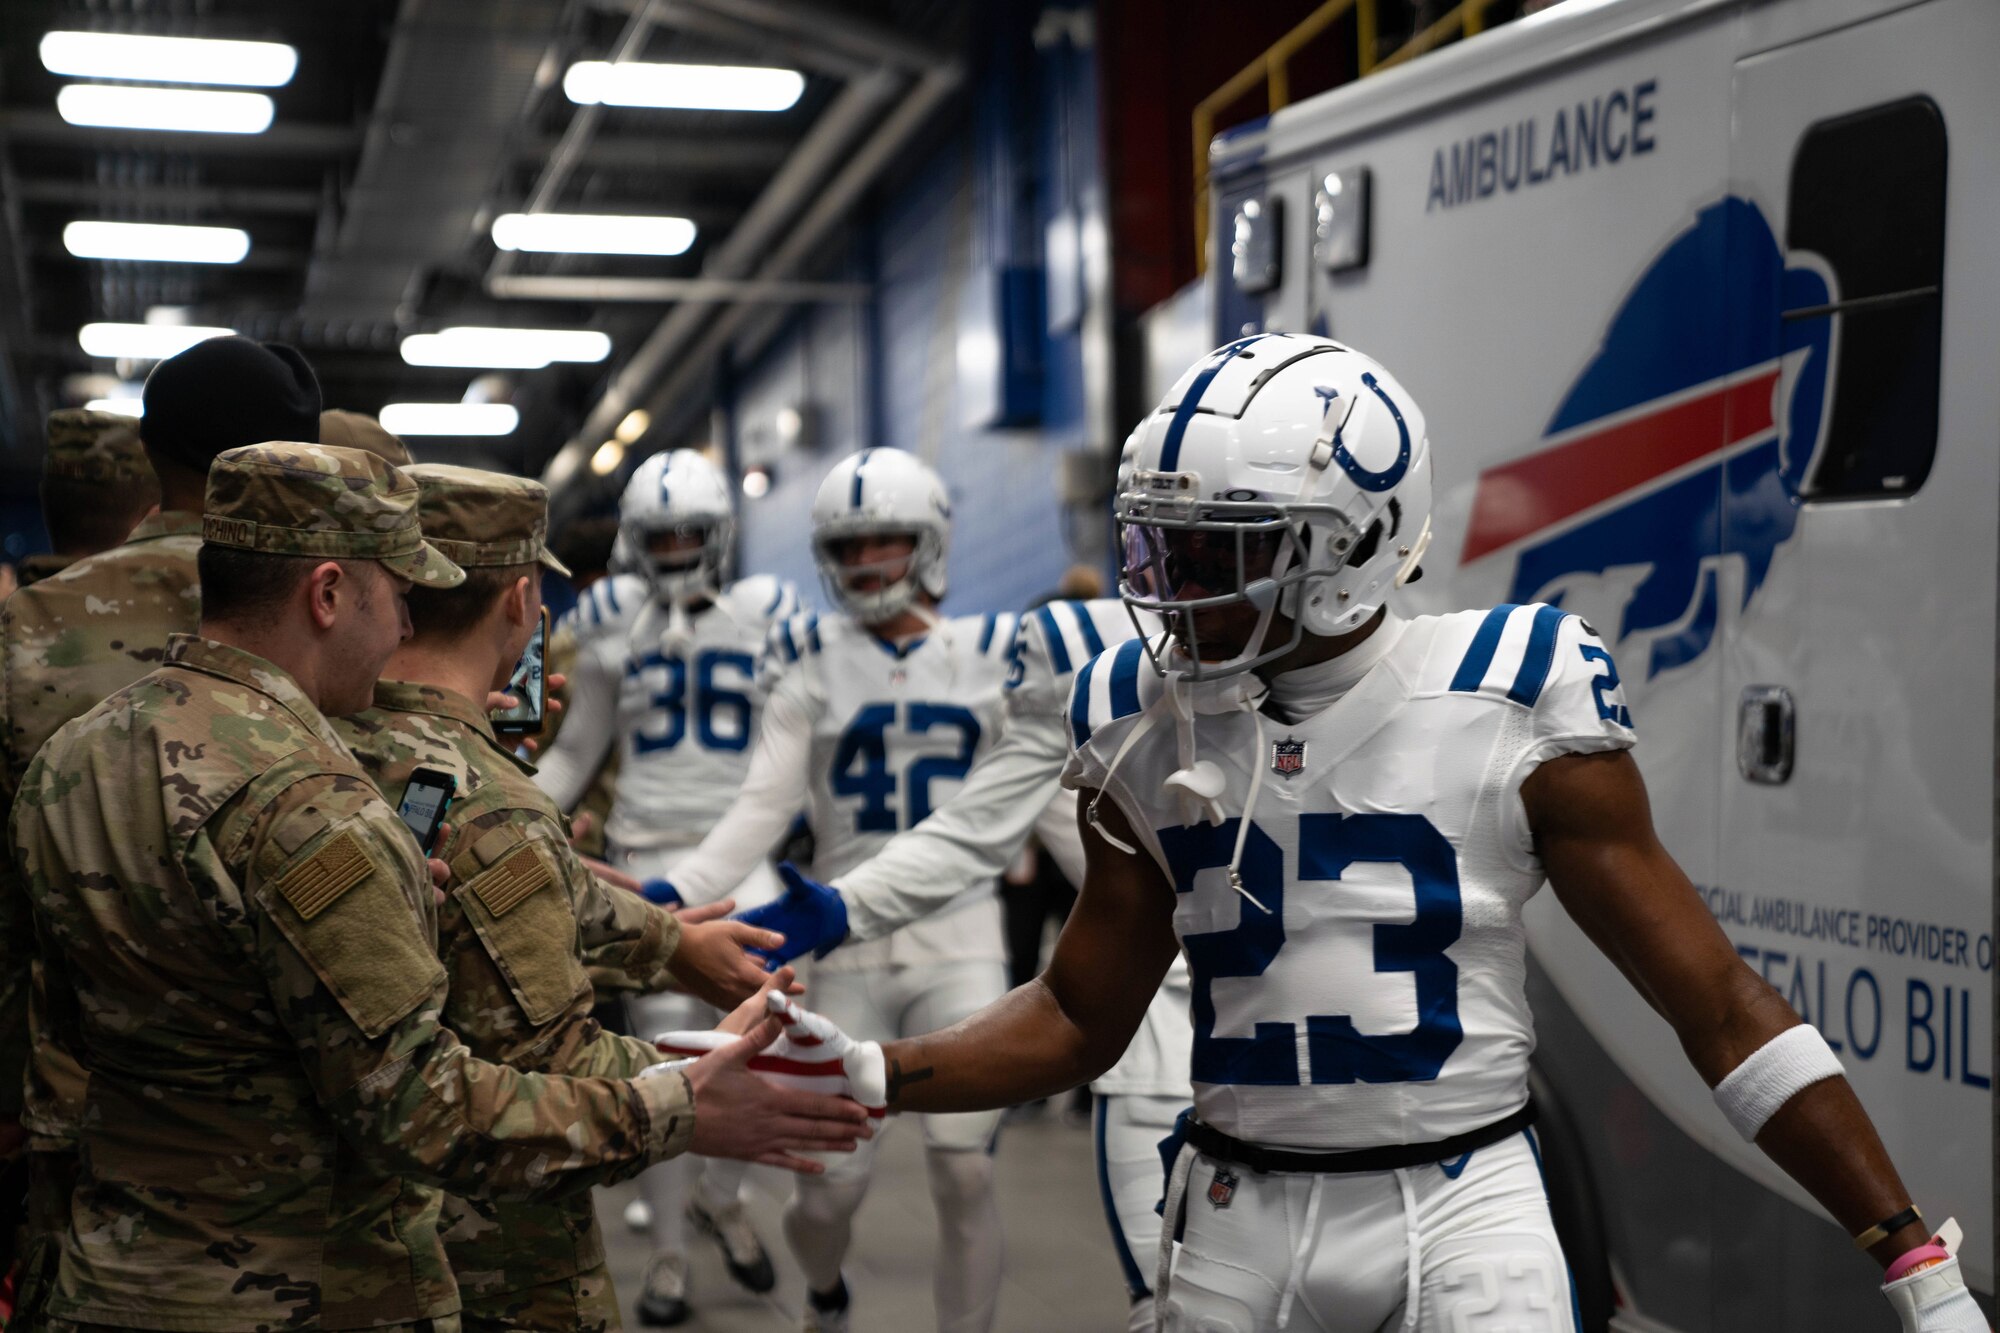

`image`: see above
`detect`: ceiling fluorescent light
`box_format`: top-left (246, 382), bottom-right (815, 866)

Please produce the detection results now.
top-left (492, 212), bottom-right (696, 257)
top-left (84, 397), bottom-right (144, 417)
top-left (379, 403), bottom-right (520, 437)
top-left (78, 322), bottom-right (233, 360)
top-left (400, 326), bottom-right (611, 370)
top-left (41, 31), bottom-right (298, 87)
top-left (615, 410), bottom-right (651, 443)
top-left (563, 61), bottom-right (804, 113)
top-left (57, 85), bottom-right (274, 134)
top-left (64, 221), bottom-right (250, 264)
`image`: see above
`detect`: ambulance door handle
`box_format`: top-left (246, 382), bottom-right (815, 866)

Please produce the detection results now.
top-left (1737, 685), bottom-right (1795, 785)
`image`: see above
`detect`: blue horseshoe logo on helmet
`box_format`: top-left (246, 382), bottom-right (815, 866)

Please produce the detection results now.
top-left (1332, 372), bottom-right (1411, 493)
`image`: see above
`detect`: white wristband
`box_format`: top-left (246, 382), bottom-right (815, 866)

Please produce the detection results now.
top-left (1713, 1024), bottom-right (1846, 1141)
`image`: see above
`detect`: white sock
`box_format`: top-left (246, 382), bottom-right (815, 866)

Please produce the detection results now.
top-left (785, 1169), bottom-right (871, 1296)
top-left (639, 1154), bottom-right (692, 1259)
top-left (928, 1147), bottom-right (1002, 1333)
top-left (696, 1158), bottom-right (749, 1214)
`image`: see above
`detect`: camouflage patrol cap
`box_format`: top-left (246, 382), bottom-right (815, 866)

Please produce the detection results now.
top-left (203, 442), bottom-right (465, 587)
top-left (404, 463), bottom-right (572, 576)
top-left (43, 409), bottom-right (153, 482)
top-left (318, 409), bottom-right (412, 466)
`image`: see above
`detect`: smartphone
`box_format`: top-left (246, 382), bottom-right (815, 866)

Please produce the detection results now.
top-left (396, 766), bottom-right (456, 854)
top-left (491, 607), bottom-right (549, 736)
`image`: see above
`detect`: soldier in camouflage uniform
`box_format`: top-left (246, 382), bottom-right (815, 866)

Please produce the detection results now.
top-left (18, 409), bottom-right (159, 588)
top-left (9, 443), bottom-right (868, 1332)
top-left (0, 340), bottom-right (323, 1327)
top-left (335, 464), bottom-right (788, 1331)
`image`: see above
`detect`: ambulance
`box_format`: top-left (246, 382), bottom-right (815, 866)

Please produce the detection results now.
top-left (1183, 0), bottom-right (2000, 1326)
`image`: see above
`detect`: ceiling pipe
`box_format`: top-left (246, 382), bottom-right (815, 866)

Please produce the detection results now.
top-left (489, 0), bottom-right (666, 285)
top-left (489, 274), bottom-right (869, 302)
top-left (544, 64), bottom-right (904, 479)
top-left (677, 0), bottom-right (939, 73)
top-left (628, 65), bottom-right (961, 426)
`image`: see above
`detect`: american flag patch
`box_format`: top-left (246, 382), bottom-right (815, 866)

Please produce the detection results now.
top-left (473, 843), bottom-right (554, 917)
top-left (277, 831), bottom-right (371, 920)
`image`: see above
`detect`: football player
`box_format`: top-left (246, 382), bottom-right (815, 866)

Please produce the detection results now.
top-left (533, 448), bottom-right (797, 1326)
top-left (649, 447), bottom-right (1015, 1332)
top-left (838, 334), bottom-right (1985, 1333)
top-left (739, 523), bottom-right (1193, 1332)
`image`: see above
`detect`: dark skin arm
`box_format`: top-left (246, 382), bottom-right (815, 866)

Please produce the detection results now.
top-left (881, 794), bottom-right (1181, 1109)
top-left (1526, 748), bottom-right (1928, 1269)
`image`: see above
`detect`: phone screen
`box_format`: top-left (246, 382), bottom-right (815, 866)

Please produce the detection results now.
top-left (396, 768), bottom-right (456, 853)
top-left (491, 608), bottom-right (549, 735)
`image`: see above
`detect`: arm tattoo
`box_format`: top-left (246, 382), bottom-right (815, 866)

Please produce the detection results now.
top-left (885, 1055), bottom-right (934, 1107)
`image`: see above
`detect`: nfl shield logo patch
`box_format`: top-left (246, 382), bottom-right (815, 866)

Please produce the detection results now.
top-left (1208, 1167), bottom-right (1238, 1209)
top-left (1271, 738), bottom-right (1306, 778)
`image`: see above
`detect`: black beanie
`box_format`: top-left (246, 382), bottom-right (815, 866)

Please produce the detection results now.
top-left (140, 336), bottom-right (321, 473)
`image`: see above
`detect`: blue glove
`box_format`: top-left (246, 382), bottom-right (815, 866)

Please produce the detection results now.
top-left (734, 862), bottom-right (850, 967)
top-left (640, 878), bottom-right (683, 907)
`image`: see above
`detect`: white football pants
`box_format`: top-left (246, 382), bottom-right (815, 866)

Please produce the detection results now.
top-left (617, 847), bottom-right (783, 1263)
top-left (1097, 1094), bottom-right (1189, 1333)
top-left (1159, 1130), bottom-right (1580, 1333)
top-left (783, 960), bottom-right (1010, 1333)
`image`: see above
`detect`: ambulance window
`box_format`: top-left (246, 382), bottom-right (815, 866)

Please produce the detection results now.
top-left (1787, 97), bottom-right (1946, 500)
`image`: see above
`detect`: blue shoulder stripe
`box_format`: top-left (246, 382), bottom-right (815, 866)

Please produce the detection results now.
top-left (1069, 653), bottom-right (1099, 749)
top-left (806, 613), bottom-right (823, 656)
top-left (1068, 601), bottom-right (1107, 660)
top-left (978, 612), bottom-right (998, 655)
top-left (778, 621), bottom-right (799, 663)
top-left (763, 582), bottom-right (784, 617)
top-left (1448, 604), bottom-right (1519, 694)
top-left (1035, 605), bottom-right (1073, 676)
top-left (603, 579), bottom-right (622, 616)
top-left (1506, 606), bottom-right (1568, 707)
top-left (1107, 638), bottom-right (1144, 721)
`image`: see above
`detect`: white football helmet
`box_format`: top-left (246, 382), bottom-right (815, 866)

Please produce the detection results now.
top-left (619, 449), bottom-right (736, 603)
top-left (810, 448), bottom-right (951, 622)
top-left (1119, 332), bottom-right (1433, 678)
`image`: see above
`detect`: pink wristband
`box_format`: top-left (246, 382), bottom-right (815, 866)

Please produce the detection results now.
top-left (1885, 1243), bottom-right (1951, 1283)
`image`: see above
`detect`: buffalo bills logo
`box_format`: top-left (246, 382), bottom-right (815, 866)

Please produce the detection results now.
top-left (1461, 198), bottom-right (1834, 679)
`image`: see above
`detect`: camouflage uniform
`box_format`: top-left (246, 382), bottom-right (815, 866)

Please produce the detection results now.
top-left (1, 418), bottom-right (188, 1326)
top-left (336, 464), bottom-right (682, 1331)
top-left (14, 410), bottom-right (156, 588)
top-left (9, 444), bottom-right (694, 1332)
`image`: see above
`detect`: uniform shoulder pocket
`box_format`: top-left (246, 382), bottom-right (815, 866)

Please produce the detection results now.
top-left (257, 815), bottom-right (446, 1040)
top-left (453, 827), bottom-right (589, 1028)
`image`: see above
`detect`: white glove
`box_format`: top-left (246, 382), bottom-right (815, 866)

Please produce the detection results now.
top-left (764, 991), bottom-right (888, 1111)
top-left (1883, 1222), bottom-right (1990, 1333)
top-left (653, 1004), bottom-right (886, 1118)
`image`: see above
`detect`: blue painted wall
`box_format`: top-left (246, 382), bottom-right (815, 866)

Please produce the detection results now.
top-left (731, 3), bottom-right (1104, 619)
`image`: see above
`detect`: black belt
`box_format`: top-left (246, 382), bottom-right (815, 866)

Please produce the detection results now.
top-left (1184, 1102), bottom-right (1536, 1175)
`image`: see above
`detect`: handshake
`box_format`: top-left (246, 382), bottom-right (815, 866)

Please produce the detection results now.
top-left (655, 991), bottom-right (886, 1116)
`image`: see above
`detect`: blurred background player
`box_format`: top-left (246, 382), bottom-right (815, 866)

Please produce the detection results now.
top-left (740, 584), bottom-right (1190, 1333)
top-left (534, 448), bottom-right (799, 1326)
top-left (650, 446), bottom-right (1015, 1333)
top-left (19, 409), bottom-right (158, 587)
top-left (740, 438), bottom-right (1186, 1329)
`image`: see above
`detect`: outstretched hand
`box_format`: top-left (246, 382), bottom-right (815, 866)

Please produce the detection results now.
top-left (682, 1017), bottom-right (874, 1172)
top-left (670, 917), bottom-right (804, 1006)
top-left (733, 862), bottom-right (850, 968)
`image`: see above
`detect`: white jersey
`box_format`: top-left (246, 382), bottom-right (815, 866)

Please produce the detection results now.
top-left (534, 573), bottom-right (799, 852)
top-left (1062, 603), bottom-right (1636, 1151)
top-left (666, 608), bottom-right (1019, 972)
top-left (828, 597), bottom-right (1193, 1098)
